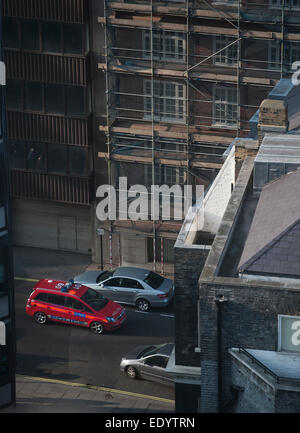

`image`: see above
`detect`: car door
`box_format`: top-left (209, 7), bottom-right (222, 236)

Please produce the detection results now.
top-left (65, 297), bottom-right (90, 327)
top-left (46, 293), bottom-right (70, 324)
top-left (139, 355), bottom-right (173, 386)
top-left (100, 277), bottom-right (122, 301)
top-left (116, 278), bottom-right (143, 305)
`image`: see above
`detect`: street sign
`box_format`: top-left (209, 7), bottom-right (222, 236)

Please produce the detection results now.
top-left (97, 228), bottom-right (105, 236)
top-left (278, 315), bottom-right (300, 352)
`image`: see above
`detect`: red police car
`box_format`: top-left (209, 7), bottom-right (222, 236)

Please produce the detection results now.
top-left (26, 279), bottom-right (126, 335)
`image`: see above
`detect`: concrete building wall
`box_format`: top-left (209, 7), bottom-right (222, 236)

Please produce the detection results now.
top-left (201, 145), bottom-right (235, 234)
top-left (120, 232), bottom-right (147, 266)
top-left (12, 199), bottom-right (92, 254)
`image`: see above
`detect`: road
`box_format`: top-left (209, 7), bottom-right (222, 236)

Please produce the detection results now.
top-left (14, 280), bottom-right (175, 401)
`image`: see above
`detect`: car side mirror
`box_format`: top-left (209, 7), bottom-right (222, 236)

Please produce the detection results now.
top-left (99, 283), bottom-right (104, 288)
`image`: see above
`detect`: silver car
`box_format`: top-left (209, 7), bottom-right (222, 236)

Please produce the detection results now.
top-left (120, 343), bottom-right (174, 386)
top-left (74, 267), bottom-right (174, 312)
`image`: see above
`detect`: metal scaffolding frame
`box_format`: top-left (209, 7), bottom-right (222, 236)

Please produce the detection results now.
top-left (101, 0), bottom-right (299, 270)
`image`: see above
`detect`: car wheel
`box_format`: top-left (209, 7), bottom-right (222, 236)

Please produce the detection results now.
top-left (136, 298), bottom-right (150, 312)
top-left (90, 321), bottom-right (104, 335)
top-left (126, 366), bottom-right (138, 379)
top-left (34, 311), bottom-right (47, 325)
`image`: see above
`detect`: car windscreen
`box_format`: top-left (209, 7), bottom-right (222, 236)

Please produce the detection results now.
top-left (81, 288), bottom-right (109, 311)
top-left (143, 271), bottom-right (164, 289)
top-left (139, 343), bottom-right (169, 358)
top-left (96, 270), bottom-right (115, 284)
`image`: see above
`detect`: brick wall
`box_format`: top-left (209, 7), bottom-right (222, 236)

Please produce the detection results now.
top-left (174, 245), bottom-right (210, 367)
top-left (199, 281), bottom-right (300, 412)
top-left (230, 352), bottom-right (275, 413)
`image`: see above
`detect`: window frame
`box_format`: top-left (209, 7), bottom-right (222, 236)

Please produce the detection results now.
top-left (268, 40), bottom-right (300, 71)
top-left (213, 35), bottom-right (238, 67)
top-left (7, 80), bottom-right (88, 117)
top-left (143, 29), bottom-right (186, 62)
top-left (3, 18), bottom-right (87, 56)
top-left (9, 139), bottom-right (90, 177)
top-left (213, 85), bottom-right (238, 128)
top-left (269, 0), bottom-right (300, 9)
top-left (144, 79), bottom-right (186, 124)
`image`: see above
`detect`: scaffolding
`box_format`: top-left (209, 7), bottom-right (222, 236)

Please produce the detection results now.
top-left (100, 0), bottom-right (300, 270)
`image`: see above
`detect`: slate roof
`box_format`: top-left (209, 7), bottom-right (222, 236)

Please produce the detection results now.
top-left (238, 168), bottom-right (300, 276)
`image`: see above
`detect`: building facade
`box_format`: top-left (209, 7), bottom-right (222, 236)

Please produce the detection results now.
top-left (2, 0), bottom-right (94, 256)
top-left (173, 78), bottom-right (300, 413)
top-left (0, 0), bottom-right (16, 408)
top-left (2, 0), bottom-right (299, 271)
top-left (95, 0), bottom-right (299, 272)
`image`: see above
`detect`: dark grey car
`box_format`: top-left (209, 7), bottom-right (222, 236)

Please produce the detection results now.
top-left (74, 267), bottom-right (174, 312)
top-left (120, 343), bottom-right (174, 386)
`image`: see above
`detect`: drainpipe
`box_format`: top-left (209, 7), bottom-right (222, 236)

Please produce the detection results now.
top-left (214, 293), bottom-right (228, 413)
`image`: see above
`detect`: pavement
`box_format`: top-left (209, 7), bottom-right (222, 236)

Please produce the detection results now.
top-left (1, 375), bottom-right (174, 413)
top-left (4, 246), bottom-right (175, 414)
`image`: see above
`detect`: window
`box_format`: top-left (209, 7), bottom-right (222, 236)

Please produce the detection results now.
top-left (21, 20), bottom-right (40, 51)
top-left (96, 270), bottom-right (115, 283)
top-left (143, 30), bottom-right (185, 61)
top-left (26, 143), bottom-right (46, 171)
top-left (3, 18), bottom-right (19, 49)
top-left (64, 296), bottom-right (92, 311)
top-left (47, 294), bottom-right (65, 306)
top-left (7, 81), bottom-right (88, 116)
top-left (42, 22), bottom-right (61, 53)
top-left (45, 84), bottom-right (64, 114)
top-left (144, 271), bottom-right (164, 289)
top-left (213, 36), bottom-right (238, 66)
top-left (145, 164), bottom-right (185, 186)
top-left (4, 19), bottom-right (85, 54)
top-left (105, 278), bottom-right (122, 287)
top-left (268, 40), bottom-right (300, 71)
top-left (25, 82), bottom-right (43, 112)
top-left (34, 293), bottom-right (49, 302)
top-left (69, 147), bottom-right (89, 176)
top-left (268, 40), bottom-right (281, 70)
top-left (66, 86), bottom-right (85, 116)
top-left (6, 80), bottom-right (23, 111)
top-left (10, 141), bottom-right (25, 169)
top-left (144, 80), bottom-right (186, 123)
top-left (81, 288), bottom-right (109, 311)
top-left (119, 279), bottom-right (144, 289)
top-left (48, 144), bottom-right (67, 174)
top-left (10, 140), bottom-right (89, 176)
top-left (270, 0), bottom-right (300, 8)
top-left (71, 299), bottom-right (85, 311)
top-left (145, 356), bottom-right (168, 368)
top-left (64, 24), bottom-right (83, 54)
top-left (213, 86), bottom-right (237, 127)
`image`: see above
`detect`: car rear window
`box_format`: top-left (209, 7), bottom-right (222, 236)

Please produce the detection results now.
top-left (144, 271), bottom-right (164, 289)
top-left (80, 288), bottom-right (109, 311)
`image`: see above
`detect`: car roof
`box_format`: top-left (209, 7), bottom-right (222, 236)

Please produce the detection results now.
top-left (33, 279), bottom-right (88, 298)
top-left (113, 267), bottom-right (151, 279)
